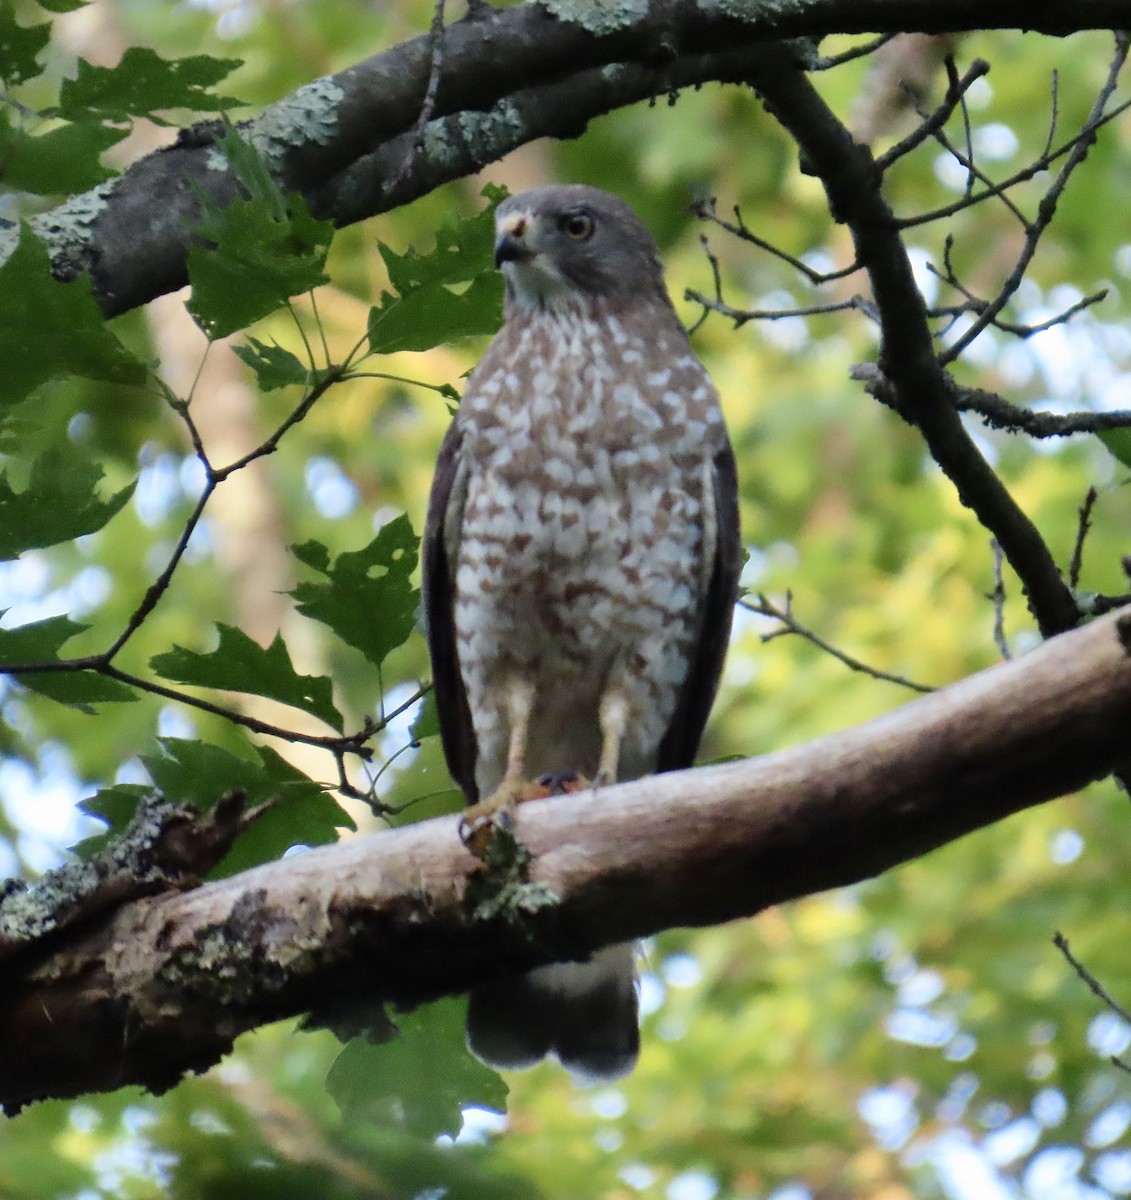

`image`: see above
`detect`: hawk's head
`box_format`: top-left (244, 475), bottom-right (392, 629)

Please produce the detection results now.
top-left (494, 185), bottom-right (668, 313)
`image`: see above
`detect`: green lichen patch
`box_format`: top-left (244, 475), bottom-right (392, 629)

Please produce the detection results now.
top-left (541, 0), bottom-right (649, 35)
top-left (464, 825), bottom-right (559, 928)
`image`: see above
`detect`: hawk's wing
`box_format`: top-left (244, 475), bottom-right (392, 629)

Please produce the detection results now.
top-left (421, 418), bottom-right (479, 804)
top-left (656, 436), bottom-right (741, 772)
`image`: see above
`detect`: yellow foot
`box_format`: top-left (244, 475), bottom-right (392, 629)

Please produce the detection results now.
top-left (459, 777), bottom-right (546, 857)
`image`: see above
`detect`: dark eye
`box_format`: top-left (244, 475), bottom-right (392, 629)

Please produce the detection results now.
top-left (561, 210), bottom-right (596, 241)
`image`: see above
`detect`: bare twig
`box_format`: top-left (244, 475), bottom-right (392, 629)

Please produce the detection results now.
top-left (874, 57), bottom-right (990, 172)
top-left (940, 34), bottom-right (1127, 364)
top-left (685, 290), bottom-right (874, 327)
top-left (741, 592), bottom-right (934, 693)
top-left (748, 56), bottom-right (1080, 637)
top-left (812, 34), bottom-right (898, 71)
top-left (926, 278), bottom-right (1107, 340)
top-left (399, 0), bottom-right (449, 179)
top-left (1054, 931), bottom-right (1131, 1072)
top-left (1069, 487), bottom-right (1099, 590)
top-left (989, 539), bottom-right (1010, 660)
top-left (691, 197), bottom-right (863, 286)
top-left (896, 95), bottom-right (1131, 233)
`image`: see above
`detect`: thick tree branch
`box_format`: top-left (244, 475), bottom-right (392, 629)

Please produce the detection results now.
top-left (2, 608), bottom-right (1130, 1113)
top-left (14, 0), bottom-right (1131, 317)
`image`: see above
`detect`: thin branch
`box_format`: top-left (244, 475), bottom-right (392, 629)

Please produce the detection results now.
top-left (940, 34), bottom-right (1129, 365)
top-left (749, 56), bottom-right (1081, 638)
top-left (398, 0), bottom-right (449, 179)
top-left (874, 57), bottom-right (990, 173)
top-left (685, 290), bottom-right (873, 327)
top-left (1054, 930), bottom-right (1131, 1027)
top-left (812, 33), bottom-right (898, 71)
top-left (741, 592), bottom-right (934, 693)
top-left (956, 387), bottom-right (1131, 439)
top-left (691, 197), bottom-right (863, 286)
top-left (1069, 487), bottom-right (1098, 590)
top-left (989, 539), bottom-right (1010, 660)
top-left (897, 92), bottom-right (1131, 235)
top-left (926, 278), bottom-right (1107, 340)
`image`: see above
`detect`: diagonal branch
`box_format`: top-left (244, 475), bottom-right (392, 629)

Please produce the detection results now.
top-left (1, 607), bottom-right (1130, 1113)
top-left (745, 53), bottom-right (1081, 638)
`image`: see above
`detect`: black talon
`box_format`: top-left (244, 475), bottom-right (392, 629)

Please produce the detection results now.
top-left (537, 769), bottom-right (580, 795)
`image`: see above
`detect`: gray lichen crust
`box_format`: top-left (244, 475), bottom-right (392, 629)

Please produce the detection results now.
top-left (33, 182), bottom-right (117, 276)
top-left (541, 0), bottom-right (649, 35)
top-left (694, 0), bottom-right (807, 21)
top-left (0, 180), bottom-right (116, 274)
top-left (249, 76), bottom-right (346, 168)
top-left (0, 789), bottom-right (266, 962)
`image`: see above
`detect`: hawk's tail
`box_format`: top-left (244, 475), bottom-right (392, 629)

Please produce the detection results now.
top-left (466, 942), bottom-right (639, 1081)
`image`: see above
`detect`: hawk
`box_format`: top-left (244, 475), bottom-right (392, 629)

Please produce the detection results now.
top-left (422, 184), bottom-right (741, 1080)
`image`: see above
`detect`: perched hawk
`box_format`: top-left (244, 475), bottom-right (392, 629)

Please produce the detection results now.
top-left (423, 185), bottom-right (741, 1080)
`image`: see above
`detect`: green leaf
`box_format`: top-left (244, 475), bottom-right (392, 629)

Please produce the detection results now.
top-left (186, 121), bottom-right (334, 338)
top-left (33, 0), bottom-right (86, 12)
top-left (1097, 428), bottom-right (1131, 469)
top-left (20, 668), bottom-right (137, 709)
top-left (368, 272), bottom-right (503, 355)
top-left (378, 183), bottom-right (506, 293)
top-left (409, 690), bottom-right (439, 741)
top-left (75, 782), bottom-right (153, 852)
top-left (140, 737), bottom-right (354, 877)
top-left (0, 445), bottom-right (134, 559)
top-left (0, 112), bottom-right (126, 193)
top-left (0, 614), bottom-right (136, 712)
top-left (290, 517), bottom-right (420, 670)
top-left (367, 184), bottom-right (506, 355)
top-left (0, 0), bottom-right (49, 85)
top-left (0, 225), bottom-right (148, 409)
top-left (55, 47), bottom-right (244, 123)
top-left (150, 624), bottom-right (343, 732)
top-left (0, 613), bottom-right (86, 661)
top-left (326, 998), bottom-right (507, 1138)
top-left (232, 337), bottom-right (311, 391)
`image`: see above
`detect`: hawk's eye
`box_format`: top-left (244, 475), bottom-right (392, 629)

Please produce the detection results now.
top-left (561, 211), bottom-right (596, 242)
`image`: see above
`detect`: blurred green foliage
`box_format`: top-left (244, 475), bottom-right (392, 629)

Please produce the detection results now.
top-left (0, 6), bottom-right (1129, 1200)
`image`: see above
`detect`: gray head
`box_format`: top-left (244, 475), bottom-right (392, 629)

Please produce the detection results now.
top-left (493, 185), bottom-right (669, 313)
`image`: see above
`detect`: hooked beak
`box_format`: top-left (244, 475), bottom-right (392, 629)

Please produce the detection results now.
top-left (494, 211), bottom-right (536, 267)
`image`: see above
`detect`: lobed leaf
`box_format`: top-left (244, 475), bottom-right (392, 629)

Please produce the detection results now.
top-left (0, 444), bottom-right (135, 560)
top-left (0, 0), bottom-right (49, 86)
top-left (367, 184), bottom-right (506, 355)
top-left (0, 614), bottom-right (136, 711)
top-left (368, 273), bottom-right (503, 355)
top-left (290, 516), bottom-right (420, 670)
top-left (0, 226), bottom-right (148, 408)
top-left (232, 337), bottom-right (312, 391)
top-left (187, 122), bottom-right (333, 338)
top-left (378, 182), bottom-right (506, 293)
top-left (0, 111), bottom-right (126, 194)
top-left (326, 998), bottom-right (507, 1139)
top-left (55, 47), bottom-right (244, 123)
top-left (137, 737), bottom-right (354, 877)
top-left (150, 624), bottom-right (343, 732)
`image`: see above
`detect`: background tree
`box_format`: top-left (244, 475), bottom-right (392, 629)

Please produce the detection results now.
top-left (1, 2), bottom-right (1131, 1198)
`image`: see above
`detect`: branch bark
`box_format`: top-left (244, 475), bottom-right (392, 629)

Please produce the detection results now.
top-left (16, 0), bottom-right (1131, 318)
top-left (745, 52), bottom-right (1083, 638)
top-left (3, 607), bottom-right (1130, 1113)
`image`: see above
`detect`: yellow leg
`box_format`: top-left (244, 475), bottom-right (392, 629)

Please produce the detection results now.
top-left (596, 687), bottom-right (629, 786)
top-left (460, 678), bottom-right (539, 853)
